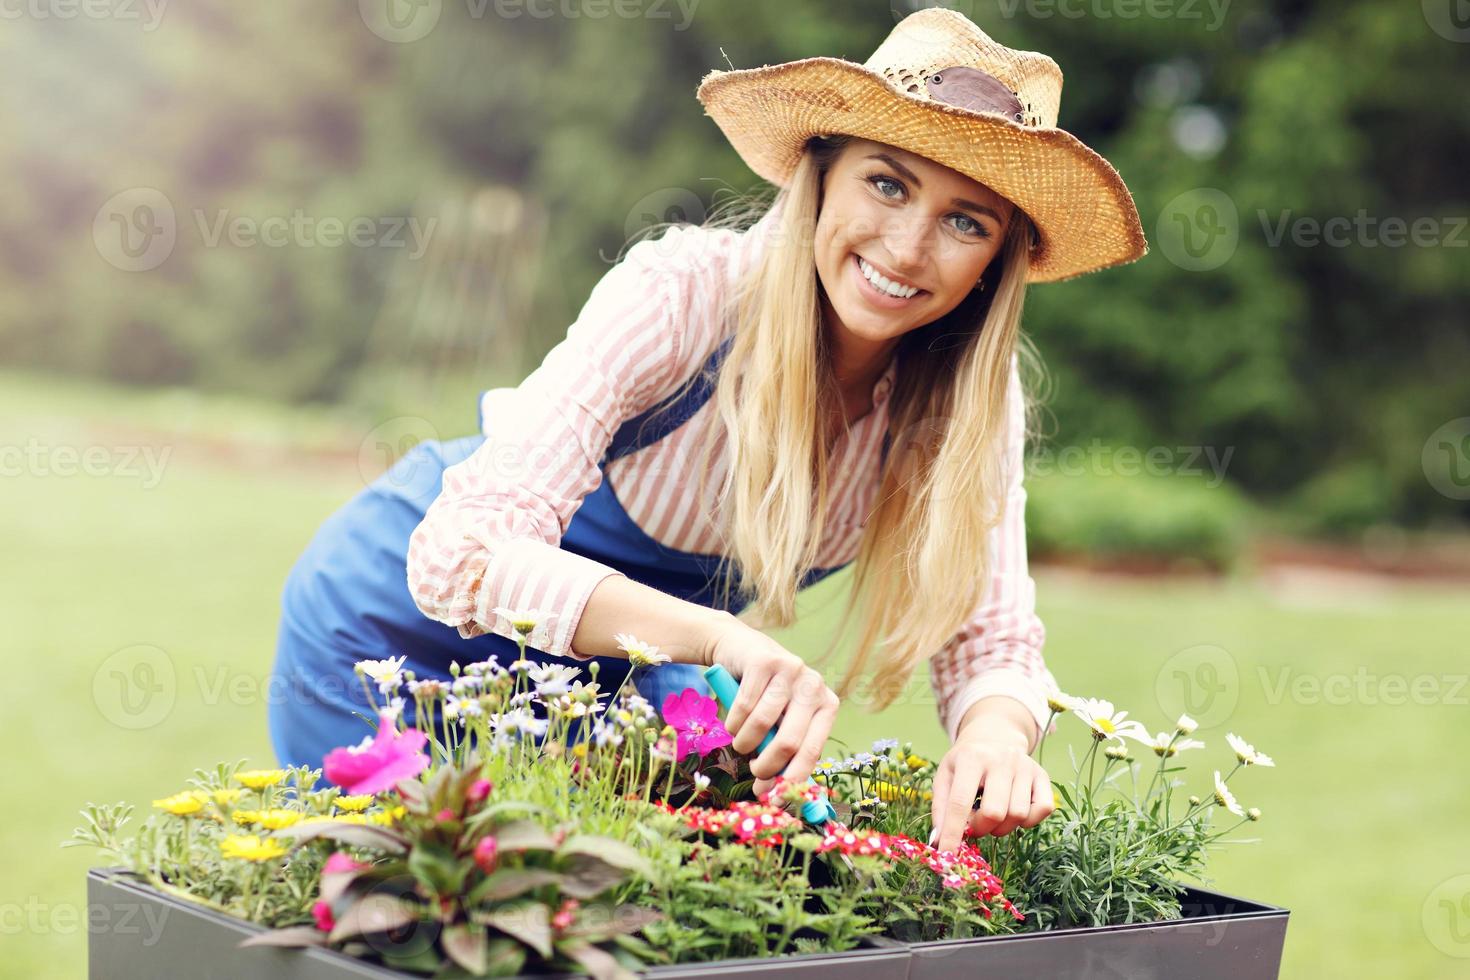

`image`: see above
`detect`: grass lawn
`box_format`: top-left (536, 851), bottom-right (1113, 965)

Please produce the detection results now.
top-left (5, 371), bottom-right (1466, 979)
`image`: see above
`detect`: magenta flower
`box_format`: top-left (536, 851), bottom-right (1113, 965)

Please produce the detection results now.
top-left (661, 689), bottom-right (733, 761)
top-left (322, 712), bottom-right (429, 795)
top-left (322, 851), bottom-right (368, 876)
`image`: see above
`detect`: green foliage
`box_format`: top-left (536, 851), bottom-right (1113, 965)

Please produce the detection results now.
top-left (1026, 466), bottom-right (1252, 569)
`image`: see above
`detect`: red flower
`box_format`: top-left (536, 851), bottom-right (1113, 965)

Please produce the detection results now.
top-left (466, 778), bottom-right (493, 806)
top-left (473, 836), bottom-right (499, 874)
top-left (311, 900), bottom-right (335, 932)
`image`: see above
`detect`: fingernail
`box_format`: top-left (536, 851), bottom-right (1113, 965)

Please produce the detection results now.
top-left (927, 828), bottom-right (938, 847)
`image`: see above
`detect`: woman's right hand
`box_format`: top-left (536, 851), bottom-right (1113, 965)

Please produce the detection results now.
top-left (701, 615), bottom-right (840, 795)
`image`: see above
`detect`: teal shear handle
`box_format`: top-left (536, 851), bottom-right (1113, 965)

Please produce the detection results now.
top-left (702, 664), bottom-right (837, 827)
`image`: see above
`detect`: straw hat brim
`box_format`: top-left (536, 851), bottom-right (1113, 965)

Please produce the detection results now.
top-left (698, 56), bottom-right (1148, 284)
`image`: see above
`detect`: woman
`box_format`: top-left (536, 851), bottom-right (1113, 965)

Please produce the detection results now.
top-left (267, 8), bottom-right (1147, 853)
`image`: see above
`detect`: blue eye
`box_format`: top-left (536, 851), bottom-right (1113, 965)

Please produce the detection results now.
top-left (868, 175), bottom-right (903, 198)
top-left (950, 214), bottom-right (989, 239)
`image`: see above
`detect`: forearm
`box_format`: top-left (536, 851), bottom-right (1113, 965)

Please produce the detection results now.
top-left (956, 694), bottom-right (1041, 755)
top-left (570, 573), bottom-right (736, 665)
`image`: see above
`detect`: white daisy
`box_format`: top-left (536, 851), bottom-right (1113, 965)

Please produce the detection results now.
top-left (1175, 714), bottom-right (1199, 735)
top-left (1070, 697), bottom-right (1149, 743)
top-left (614, 632), bottom-right (669, 668)
top-left (1141, 732), bottom-right (1205, 758)
top-left (1212, 770), bottom-right (1244, 816)
top-left (356, 656), bottom-right (407, 692)
top-left (529, 663), bottom-right (580, 696)
top-left (1225, 733), bottom-right (1275, 767)
top-left (692, 772), bottom-right (711, 792)
top-left (493, 607), bottom-right (545, 638)
top-left (491, 707), bottom-right (549, 739)
top-left (871, 738), bottom-right (900, 754)
top-left (1046, 692), bottom-right (1081, 714)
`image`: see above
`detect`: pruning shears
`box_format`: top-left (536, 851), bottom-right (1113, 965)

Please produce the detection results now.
top-left (702, 664), bottom-right (839, 828)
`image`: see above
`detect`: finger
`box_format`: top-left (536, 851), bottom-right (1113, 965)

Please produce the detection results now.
top-left (750, 682), bottom-right (818, 780)
top-left (967, 763), bottom-right (1012, 839)
top-left (929, 755), bottom-right (953, 843)
top-left (990, 764), bottom-right (1036, 837)
top-left (938, 756), bottom-right (984, 853)
top-left (722, 660), bottom-right (773, 740)
top-left (782, 689), bottom-right (839, 787)
top-left (731, 669), bottom-right (793, 755)
top-left (1020, 767), bottom-right (1056, 829)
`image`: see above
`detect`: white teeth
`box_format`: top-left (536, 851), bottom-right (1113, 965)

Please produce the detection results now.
top-left (858, 257), bottom-right (918, 299)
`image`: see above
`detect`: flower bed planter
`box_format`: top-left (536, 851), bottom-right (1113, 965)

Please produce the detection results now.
top-left (88, 866), bottom-right (1287, 979)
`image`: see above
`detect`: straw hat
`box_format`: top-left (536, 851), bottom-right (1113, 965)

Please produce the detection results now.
top-left (696, 7), bottom-right (1148, 284)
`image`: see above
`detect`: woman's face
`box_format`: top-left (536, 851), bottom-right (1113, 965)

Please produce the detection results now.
top-left (814, 138), bottom-right (1015, 350)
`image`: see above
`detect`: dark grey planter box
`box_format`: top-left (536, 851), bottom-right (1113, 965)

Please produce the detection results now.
top-left (88, 867), bottom-right (1287, 979)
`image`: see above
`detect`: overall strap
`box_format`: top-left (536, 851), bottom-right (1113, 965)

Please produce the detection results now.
top-left (600, 333), bottom-right (736, 466)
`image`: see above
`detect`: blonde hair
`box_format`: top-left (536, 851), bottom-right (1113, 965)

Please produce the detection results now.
top-left (637, 134), bottom-right (1043, 714)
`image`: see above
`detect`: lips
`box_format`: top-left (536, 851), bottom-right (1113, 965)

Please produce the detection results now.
top-left (851, 253), bottom-right (924, 307)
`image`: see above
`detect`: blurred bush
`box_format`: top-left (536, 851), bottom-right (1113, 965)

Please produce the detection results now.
top-left (1026, 464), bottom-right (1252, 571)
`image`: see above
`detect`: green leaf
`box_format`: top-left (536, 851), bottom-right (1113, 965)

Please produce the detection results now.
top-left (559, 940), bottom-right (636, 980)
top-left (275, 820), bottom-right (409, 855)
top-left (563, 905), bottom-right (660, 943)
top-left (327, 893), bottom-right (419, 943)
top-left (484, 936), bottom-right (527, 977)
top-left (493, 820), bottom-right (557, 852)
top-left (442, 922), bottom-right (489, 975)
top-left (408, 841), bottom-right (470, 900)
top-left (480, 902), bottom-right (553, 958)
top-left (467, 868), bottom-right (563, 905)
top-left (557, 835), bottom-right (651, 877)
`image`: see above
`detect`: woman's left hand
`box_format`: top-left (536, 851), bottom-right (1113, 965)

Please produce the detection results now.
top-left (931, 699), bottom-right (1055, 852)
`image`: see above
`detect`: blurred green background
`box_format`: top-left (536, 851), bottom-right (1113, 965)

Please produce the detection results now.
top-left (3, 1), bottom-right (1467, 978)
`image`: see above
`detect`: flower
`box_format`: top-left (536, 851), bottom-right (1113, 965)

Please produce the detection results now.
top-left (208, 788), bottom-right (242, 807)
top-left (1246, 807), bottom-right (1262, 821)
top-left (356, 656), bottom-right (407, 695)
top-left (488, 707), bottom-right (550, 739)
top-left (1176, 714), bottom-right (1199, 735)
top-left (615, 632), bottom-right (670, 668)
top-left (322, 712), bottom-right (430, 796)
top-left (1225, 733), bottom-right (1275, 767)
top-left (873, 780), bottom-right (932, 803)
top-left (871, 738), bottom-right (900, 753)
top-left (551, 899), bottom-right (580, 931)
top-left (1212, 770), bottom-right (1244, 816)
top-left (467, 778), bottom-right (493, 806)
top-left (311, 900), bottom-right (335, 932)
top-left (660, 689), bottom-right (733, 761)
top-left (323, 852), bottom-right (368, 876)
top-left (1141, 732), bottom-right (1205, 758)
top-left (474, 836), bottom-right (499, 874)
top-left (231, 809), bottom-right (260, 826)
top-left (493, 607), bottom-right (543, 638)
top-left (1046, 692), bottom-right (1080, 714)
top-left (256, 808), bottom-right (302, 830)
top-left (220, 835), bottom-right (289, 862)
top-left (235, 769), bottom-right (288, 790)
top-left (152, 791), bottom-right (206, 816)
top-left (1103, 744), bottom-right (1130, 761)
top-left (1069, 698), bottom-right (1148, 743)
top-left (529, 663), bottom-right (580, 696)
top-left (691, 772), bottom-right (711, 794)
top-left (333, 794), bottom-right (374, 812)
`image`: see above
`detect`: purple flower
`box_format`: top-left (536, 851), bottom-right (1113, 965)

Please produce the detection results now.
top-left (661, 688), bottom-right (733, 761)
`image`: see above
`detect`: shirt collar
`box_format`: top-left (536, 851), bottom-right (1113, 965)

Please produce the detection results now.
top-left (871, 356), bottom-right (898, 409)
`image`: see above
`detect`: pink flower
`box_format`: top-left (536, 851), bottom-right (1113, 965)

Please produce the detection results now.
top-left (473, 836), bottom-right (499, 874)
top-left (660, 689), bottom-right (732, 761)
top-left (322, 712), bottom-right (429, 796)
top-left (323, 852), bottom-right (368, 876)
top-left (311, 900), bottom-right (335, 932)
top-left (466, 778), bottom-right (493, 806)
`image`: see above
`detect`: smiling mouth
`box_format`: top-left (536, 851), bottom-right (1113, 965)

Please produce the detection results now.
top-left (853, 253), bottom-right (925, 303)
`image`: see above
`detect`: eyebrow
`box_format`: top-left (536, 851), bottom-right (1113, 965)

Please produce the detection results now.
top-left (865, 152), bottom-right (1005, 225)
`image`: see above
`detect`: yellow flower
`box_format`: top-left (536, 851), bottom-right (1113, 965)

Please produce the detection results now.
top-left (232, 809), bottom-right (261, 826)
top-left (152, 791), bottom-right (207, 817)
top-left (333, 813), bottom-right (369, 825)
top-left (571, 743), bottom-right (589, 759)
top-left (368, 811), bottom-right (398, 827)
top-left (333, 794), bottom-right (374, 812)
top-left (235, 769), bottom-right (288, 790)
top-left (220, 835), bottom-right (289, 862)
top-left (906, 754), bottom-right (930, 771)
top-left (209, 788), bottom-right (243, 806)
top-left (255, 809), bottom-right (302, 830)
top-left (872, 780), bottom-right (931, 803)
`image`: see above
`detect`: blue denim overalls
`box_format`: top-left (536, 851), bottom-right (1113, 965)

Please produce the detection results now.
top-left (267, 337), bottom-right (868, 769)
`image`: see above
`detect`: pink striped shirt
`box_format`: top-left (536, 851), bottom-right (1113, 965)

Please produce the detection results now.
top-left (405, 206), bottom-right (1059, 744)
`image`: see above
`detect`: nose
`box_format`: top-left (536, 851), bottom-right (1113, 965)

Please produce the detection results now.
top-left (880, 213), bottom-right (931, 277)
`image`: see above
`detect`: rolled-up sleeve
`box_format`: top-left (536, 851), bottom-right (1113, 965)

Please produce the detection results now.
top-left (404, 225), bottom-right (722, 661)
top-left (929, 360), bottom-right (1060, 747)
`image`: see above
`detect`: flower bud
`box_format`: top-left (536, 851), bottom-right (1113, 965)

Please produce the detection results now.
top-left (473, 836), bottom-right (499, 874)
top-left (1246, 807), bottom-right (1262, 822)
top-left (466, 779), bottom-right (493, 806)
